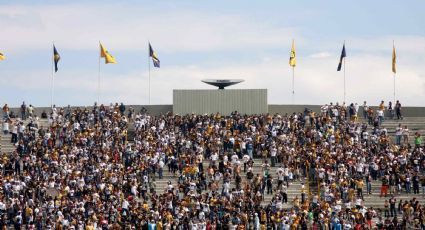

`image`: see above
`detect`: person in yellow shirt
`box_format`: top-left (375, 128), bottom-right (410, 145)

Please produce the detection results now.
top-left (260, 210), bottom-right (267, 224)
top-left (157, 220), bottom-right (163, 230)
top-left (25, 206), bottom-right (33, 223)
top-left (356, 178), bottom-right (364, 200)
top-left (379, 100), bottom-right (385, 111)
top-left (85, 221), bottom-right (94, 230)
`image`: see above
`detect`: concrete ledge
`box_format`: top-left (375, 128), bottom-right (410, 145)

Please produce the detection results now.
top-left (268, 105), bottom-right (425, 117)
top-left (3, 104), bottom-right (424, 117)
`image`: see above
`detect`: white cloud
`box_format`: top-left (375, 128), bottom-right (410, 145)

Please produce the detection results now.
top-left (309, 52), bottom-right (332, 58)
top-left (0, 3), bottom-right (297, 54)
top-left (0, 3), bottom-right (424, 107)
top-left (1, 48), bottom-right (424, 106)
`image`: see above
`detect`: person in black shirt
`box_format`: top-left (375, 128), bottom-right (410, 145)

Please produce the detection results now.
top-left (413, 174), bottom-right (420, 194)
top-left (395, 100), bottom-right (402, 120)
top-left (389, 196), bottom-right (397, 217)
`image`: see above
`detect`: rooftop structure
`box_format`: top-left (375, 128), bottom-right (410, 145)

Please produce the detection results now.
top-left (201, 79), bottom-right (244, 89)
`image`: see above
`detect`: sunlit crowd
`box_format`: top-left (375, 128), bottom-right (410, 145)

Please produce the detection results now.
top-left (1, 100), bottom-right (425, 229)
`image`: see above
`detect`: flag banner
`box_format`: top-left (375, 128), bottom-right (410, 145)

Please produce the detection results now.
top-left (100, 43), bottom-right (117, 64)
top-left (53, 45), bottom-right (60, 72)
top-left (149, 43), bottom-right (160, 68)
top-left (392, 44), bottom-right (396, 74)
top-left (337, 43), bottom-right (346, 71)
top-left (289, 40), bottom-right (296, 67)
top-left (0, 52), bottom-right (5, 61)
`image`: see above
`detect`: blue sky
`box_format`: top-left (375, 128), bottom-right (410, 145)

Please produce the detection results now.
top-left (0, 0), bottom-right (425, 107)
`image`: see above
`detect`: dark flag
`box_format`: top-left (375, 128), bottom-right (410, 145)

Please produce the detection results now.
top-left (337, 43), bottom-right (346, 71)
top-left (149, 43), bottom-right (160, 68)
top-left (53, 45), bottom-right (61, 72)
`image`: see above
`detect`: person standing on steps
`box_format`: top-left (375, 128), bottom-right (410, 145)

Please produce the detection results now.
top-left (2, 118), bottom-right (9, 135)
top-left (395, 100), bottom-right (402, 120)
top-left (2, 103), bottom-right (9, 119)
top-left (414, 132), bottom-right (422, 152)
top-left (395, 124), bottom-right (403, 145)
top-left (388, 101), bottom-right (393, 119)
top-left (402, 125), bottom-right (410, 145)
top-left (27, 104), bottom-right (34, 119)
top-left (119, 102), bottom-right (126, 116)
top-left (11, 120), bottom-right (18, 143)
top-left (362, 101), bottom-right (368, 120)
top-left (377, 101), bottom-right (385, 126)
top-left (389, 196), bottom-right (397, 217)
top-left (20, 101), bottom-right (26, 120)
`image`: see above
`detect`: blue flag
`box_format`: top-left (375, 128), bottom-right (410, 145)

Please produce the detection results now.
top-left (53, 45), bottom-right (60, 72)
top-left (149, 43), bottom-right (160, 68)
top-left (337, 43), bottom-right (346, 71)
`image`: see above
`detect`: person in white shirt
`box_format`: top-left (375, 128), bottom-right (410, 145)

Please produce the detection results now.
top-left (231, 152), bottom-right (239, 165)
top-left (395, 124), bottom-right (403, 145)
top-left (242, 154), bottom-right (250, 172)
top-left (11, 122), bottom-right (18, 143)
top-left (362, 101), bottom-right (368, 119)
top-left (2, 119), bottom-right (9, 134)
top-left (158, 159), bottom-right (165, 179)
top-left (377, 109), bottom-right (384, 126)
top-left (27, 105), bottom-right (34, 118)
top-left (402, 125), bottom-right (409, 144)
top-left (122, 199), bottom-right (129, 215)
top-left (210, 152), bottom-right (219, 164)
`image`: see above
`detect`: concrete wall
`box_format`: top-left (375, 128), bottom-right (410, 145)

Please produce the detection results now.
top-left (268, 105), bottom-right (425, 117)
top-left (6, 105), bottom-right (173, 117)
top-left (268, 105), bottom-right (321, 115)
top-left (173, 89), bottom-right (268, 115)
top-left (5, 104), bottom-right (425, 117)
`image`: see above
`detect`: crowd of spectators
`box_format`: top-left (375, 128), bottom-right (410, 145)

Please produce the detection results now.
top-left (0, 100), bottom-right (424, 229)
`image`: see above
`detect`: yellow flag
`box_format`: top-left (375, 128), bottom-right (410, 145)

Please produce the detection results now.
top-left (99, 43), bottom-right (117, 64)
top-left (100, 43), bottom-right (107, 58)
top-left (289, 40), bottom-right (296, 67)
top-left (104, 53), bottom-right (117, 64)
top-left (0, 52), bottom-right (5, 61)
top-left (392, 43), bottom-right (396, 74)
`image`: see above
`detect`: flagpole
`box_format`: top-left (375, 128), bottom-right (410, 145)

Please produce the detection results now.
top-left (393, 40), bottom-right (396, 106)
top-left (148, 43), bottom-right (151, 105)
top-left (393, 72), bottom-right (396, 105)
top-left (343, 59), bottom-right (346, 103)
top-left (51, 42), bottom-right (55, 109)
top-left (292, 66), bottom-right (295, 104)
top-left (98, 41), bottom-right (101, 104)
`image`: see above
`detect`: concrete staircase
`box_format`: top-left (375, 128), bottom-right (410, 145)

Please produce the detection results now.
top-left (360, 117), bottom-right (425, 145)
top-left (151, 161), bottom-right (306, 207)
top-left (363, 180), bottom-right (425, 209)
top-left (0, 133), bottom-right (14, 155)
top-left (2, 117), bottom-right (424, 212)
top-left (0, 118), bottom-right (50, 155)
top-left (146, 116), bottom-right (425, 210)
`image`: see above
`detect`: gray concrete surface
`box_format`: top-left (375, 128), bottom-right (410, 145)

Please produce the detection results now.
top-left (4, 104), bottom-right (424, 117)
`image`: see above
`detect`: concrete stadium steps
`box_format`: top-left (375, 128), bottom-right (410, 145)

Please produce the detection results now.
top-left (359, 117), bottom-right (425, 126)
top-left (0, 118), bottom-right (50, 154)
top-left (362, 196), bottom-right (425, 209)
top-left (152, 161), bottom-right (309, 207)
top-left (0, 134), bottom-right (15, 154)
top-left (366, 181), bottom-right (425, 206)
top-left (2, 117), bottom-right (424, 211)
top-left (357, 118), bottom-right (425, 145)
